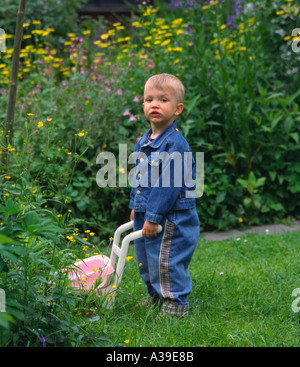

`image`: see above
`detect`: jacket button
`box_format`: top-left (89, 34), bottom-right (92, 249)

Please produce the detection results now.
top-left (137, 190), bottom-right (141, 194)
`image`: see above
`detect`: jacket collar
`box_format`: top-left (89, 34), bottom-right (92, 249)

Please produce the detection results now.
top-left (140, 120), bottom-right (177, 148)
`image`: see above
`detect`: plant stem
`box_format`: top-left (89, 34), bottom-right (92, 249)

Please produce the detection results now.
top-left (2, 0), bottom-right (26, 169)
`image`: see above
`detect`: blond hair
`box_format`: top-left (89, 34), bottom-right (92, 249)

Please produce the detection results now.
top-left (144, 73), bottom-right (185, 102)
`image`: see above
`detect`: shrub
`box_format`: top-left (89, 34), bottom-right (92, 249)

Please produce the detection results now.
top-left (1, 0), bottom-right (300, 229)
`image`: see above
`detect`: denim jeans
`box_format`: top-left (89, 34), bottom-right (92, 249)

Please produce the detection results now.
top-left (134, 208), bottom-right (200, 316)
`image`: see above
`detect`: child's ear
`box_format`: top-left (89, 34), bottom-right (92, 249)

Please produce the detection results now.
top-left (175, 103), bottom-right (184, 116)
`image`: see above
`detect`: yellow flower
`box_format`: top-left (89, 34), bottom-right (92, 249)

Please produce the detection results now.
top-left (132, 22), bottom-right (142, 28)
top-left (109, 237), bottom-right (113, 241)
top-left (27, 113), bottom-right (34, 116)
top-left (32, 20), bottom-right (41, 24)
top-left (143, 8), bottom-right (157, 16)
top-left (89, 232), bottom-right (95, 236)
top-left (85, 230), bottom-right (90, 233)
top-left (4, 193), bottom-right (10, 197)
top-left (23, 23), bottom-right (30, 28)
top-left (238, 217), bottom-right (243, 223)
top-left (124, 339), bottom-right (130, 344)
top-left (57, 214), bottom-right (62, 217)
top-left (77, 132), bottom-right (84, 137)
top-left (220, 24), bottom-right (227, 30)
top-left (67, 152), bottom-right (72, 155)
top-left (210, 38), bottom-right (219, 45)
top-left (37, 121), bottom-right (43, 128)
top-left (161, 39), bottom-right (171, 47)
top-left (4, 176), bottom-right (11, 179)
top-left (112, 285), bottom-right (117, 289)
top-left (172, 18), bottom-right (183, 26)
top-left (126, 256), bottom-right (133, 261)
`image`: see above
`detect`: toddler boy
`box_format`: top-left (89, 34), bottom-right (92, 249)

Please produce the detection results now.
top-left (129, 73), bottom-right (200, 317)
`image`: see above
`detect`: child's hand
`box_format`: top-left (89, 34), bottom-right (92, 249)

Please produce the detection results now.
top-left (142, 220), bottom-right (159, 237)
top-left (130, 209), bottom-right (134, 221)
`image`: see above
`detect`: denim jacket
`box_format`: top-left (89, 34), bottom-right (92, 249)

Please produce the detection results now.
top-left (129, 121), bottom-right (196, 224)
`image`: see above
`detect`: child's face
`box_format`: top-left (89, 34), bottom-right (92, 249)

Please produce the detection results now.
top-left (143, 84), bottom-right (183, 129)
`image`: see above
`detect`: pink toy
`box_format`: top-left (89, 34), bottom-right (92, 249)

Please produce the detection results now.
top-left (63, 221), bottom-right (162, 308)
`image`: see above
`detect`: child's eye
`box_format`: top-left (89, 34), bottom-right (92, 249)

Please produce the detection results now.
top-left (161, 98), bottom-right (167, 102)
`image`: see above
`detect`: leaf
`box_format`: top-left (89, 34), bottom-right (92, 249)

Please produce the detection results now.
top-left (290, 132), bottom-right (299, 144)
top-left (243, 197), bottom-right (252, 207)
top-left (269, 171), bottom-right (277, 181)
top-left (256, 177), bottom-right (266, 188)
top-left (283, 117), bottom-right (293, 134)
top-left (248, 171), bottom-right (256, 187)
top-left (0, 198), bottom-right (22, 217)
top-left (205, 121), bottom-right (222, 127)
top-left (185, 94), bottom-right (206, 115)
top-left (271, 114), bottom-right (283, 131)
top-left (0, 233), bottom-right (16, 245)
top-left (216, 191), bottom-right (226, 203)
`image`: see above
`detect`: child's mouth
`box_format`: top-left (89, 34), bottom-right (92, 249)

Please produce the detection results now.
top-left (151, 112), bottom-right (160, 117)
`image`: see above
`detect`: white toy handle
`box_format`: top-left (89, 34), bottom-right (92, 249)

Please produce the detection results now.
top-left (123, 224), bottom-right (163, 242)
top-left (111, 222), bottom-right (163, 287)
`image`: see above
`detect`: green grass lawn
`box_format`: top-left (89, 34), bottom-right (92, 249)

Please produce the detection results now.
top-left (93, 230), bottom-right (300, 347)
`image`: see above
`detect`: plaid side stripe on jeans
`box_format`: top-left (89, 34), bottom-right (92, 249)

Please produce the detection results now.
top-left (159, 219), bottom-right (174, 299)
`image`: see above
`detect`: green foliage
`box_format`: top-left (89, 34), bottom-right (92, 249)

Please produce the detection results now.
top-left (0, 178), bottom-right (116, 346)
